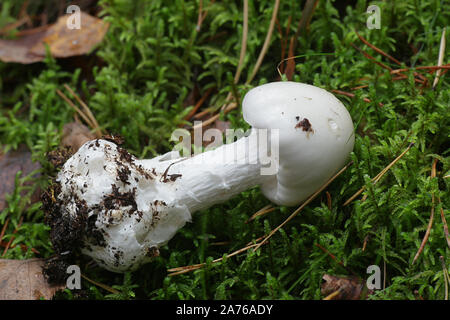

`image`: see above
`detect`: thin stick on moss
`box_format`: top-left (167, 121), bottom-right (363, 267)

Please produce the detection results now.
top-left (56, 89), bottom-right (96, 134)
top-left (184, 86), bottom-right (215, 121)
top-left (80, 273), bottom-right (119, 295)
top-left (323, 289), bottom-right (341, 300)
top-left (437, 192), bottom-right (450, 250)
top-left (0, 219), bottom-right (9, 245)
top-left (234, 0), bottom-right (248, 84)
top-left (315, 243), bottom-right (355, 276)
top-left (412, 158), bottom-right (438, 264)
top-left (167, 240), bottom-right (266, 276)
top-left (245, 204), bottom-right (276, 224)
top-left (344, 142), bottom-right (414, 206)
top-left (247, 0), bottom-right (280, 84)
top-left (63, 84), bottom-right (102, 137)
top-left (331, 89), bottom-right (383, 107)
top-left (354, 30), bottom-right (402, 65)
top-left (440, 256), bottom-right (449, 300)
top-left (253, 161), bottom-right (353, 252)
top-left (1, 217), bottom-right (23, 257)
top-left (355, 30), bottom-right (427, 83)
top-left (433, 27), bottom-right (446, 88)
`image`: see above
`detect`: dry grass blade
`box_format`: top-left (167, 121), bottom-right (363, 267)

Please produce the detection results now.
top-left (253, 161), bottom-right (353, 252)
top-left (315, 243), bottom-right (355, 276)
top-left (433, 27), bottom-right (446, 88)
top-left (416, 65), bottom-right (450, 71)
top-left (245, 204), bottom-right (276, 224)
top-left (440, 256), bottom-right (449, 300)
top-left (56, 89), bottom-right (97, 134)
top-left (63, 84), bottom-right (102, 137)
top-left (0, 219), bottom-right (9, 244)
top-left (2, 217), bottom-right (23, 257)
top-left (192, 102), bottom-right (237, 130)
top-left (247, 0), bottom-right (280, 84)
top-left (283, 0), bottom-right (319, 80)
top-left (412, 158), bottom-right (438, 264)
top-left (355, 30), bottom-right (402, 66)
top-left (184, 86), bottom-right (215, 121)
top-left (354, 30), bottom-right (427, 84)
top-left (331, 89), bottom-right (383, 107)
top-left (234, 0), bottom-right (248, 84)
top-left (323, 289), bottom-right (341, 300)
top-left (350, 43), bottom-right (393, 71)
top-left (167, 241), bottom-right (266, 276)
top-left (81, 273), bottom-right (119, 295)
top-left (326, 191), bottom-right (332, 210)
top-left (438, 200), bottom-right (450, 250)
top-left (344, 142), bottom-right (414, 206)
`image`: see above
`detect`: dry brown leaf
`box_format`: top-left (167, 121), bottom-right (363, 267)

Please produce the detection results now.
top-left (0, 11), bottom-right (109, 64)
top-left (62, 121), bottom-right (96, 152)
top-left (0, 258), bottom-right (65, 300)
top-left (321, 274), bottom-right (371, 300)
top-left (0, 145), bottom-right (41, 212)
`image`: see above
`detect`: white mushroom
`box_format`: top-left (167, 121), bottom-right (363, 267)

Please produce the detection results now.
top-left (49, 81), bottom-right (354, 272)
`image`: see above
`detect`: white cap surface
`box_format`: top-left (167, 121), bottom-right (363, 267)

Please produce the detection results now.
top-left (243, 81), bottom-right (354, 206)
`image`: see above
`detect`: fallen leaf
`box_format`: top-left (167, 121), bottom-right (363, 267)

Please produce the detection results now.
top-left (0, 258), bottom-right (65, 300)
top-left (321, 274), bottom-right (370, 300)
top-left (62, 121), bottom-right (96, 152)
top-left (0, 11), bottom-right (109, 64)
top-left (0, 145), bottom-right (41, 212)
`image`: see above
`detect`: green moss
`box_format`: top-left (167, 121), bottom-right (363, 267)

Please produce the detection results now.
top-left (0, 0), bottom-right (449, 300)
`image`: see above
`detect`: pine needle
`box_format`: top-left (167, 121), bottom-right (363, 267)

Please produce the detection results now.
top-left (253, 161), bottom-right (353, 252)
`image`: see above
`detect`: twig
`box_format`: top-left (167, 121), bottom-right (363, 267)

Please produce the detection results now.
top-left (245, 205), bottom-right (276, 224)
top-left (234, 0), bottom-right (248, 84)
top-left (247, 0), bottom-right (280, 84)
top-left (196, 0), bottom-right (215, 32)
top-left (355, 30), bottom-right (402, 66)
top-left (184, 87), bottom-right (215, 121)
top-left (326, 191), bottom-right (332, 210)
top-left (350, 43), bottom-right (393, 71)
top-left (323, 289), bottom-right (341, 300)
top-left (416, 65), bottom-right (450, 71)
top-left (80, 273), bottom-right (119, 295)
top-left (331, 89), bottom-right (383, 107)
top-left (354, 31), bottom-right (427, 83)
top-left (412, 158), bottom-right (438, 264)
top-left (56, 89), bottom-right (96, 133)
top-left (167, 240), bottom-right (266, 276)
top-left (2, 217), bottom-right (23, 257)
top-left (433, 27), bottom-right (446, 88)
top-left (253, 161), bottom-right (353, 252)
top-left (283, 0), bottom-right (319, 79)
top-left (192, 102), bottom-right (237, 130)
top-left (63, 84), bottom-right (102, 137)
top-left (0, 241), bottom-right (40, 255)
top-left (437, 199), bottom-right (450, 250)
top-left (315, 243), bottom-right (355, 276)
top-left (344, 142), bottom-right (414, 206)
top-left (440, 256), bottom-right (450, 300)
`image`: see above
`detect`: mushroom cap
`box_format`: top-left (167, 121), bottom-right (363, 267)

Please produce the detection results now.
top-left (242, 81), bottom-right (355, 206)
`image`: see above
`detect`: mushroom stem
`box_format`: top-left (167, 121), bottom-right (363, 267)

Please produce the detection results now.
top-left (140, 129), bottom-right (274, 213)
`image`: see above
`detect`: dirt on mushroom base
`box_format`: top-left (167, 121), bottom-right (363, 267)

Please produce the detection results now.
top-left (41, 138), bottom-right (180, 282)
